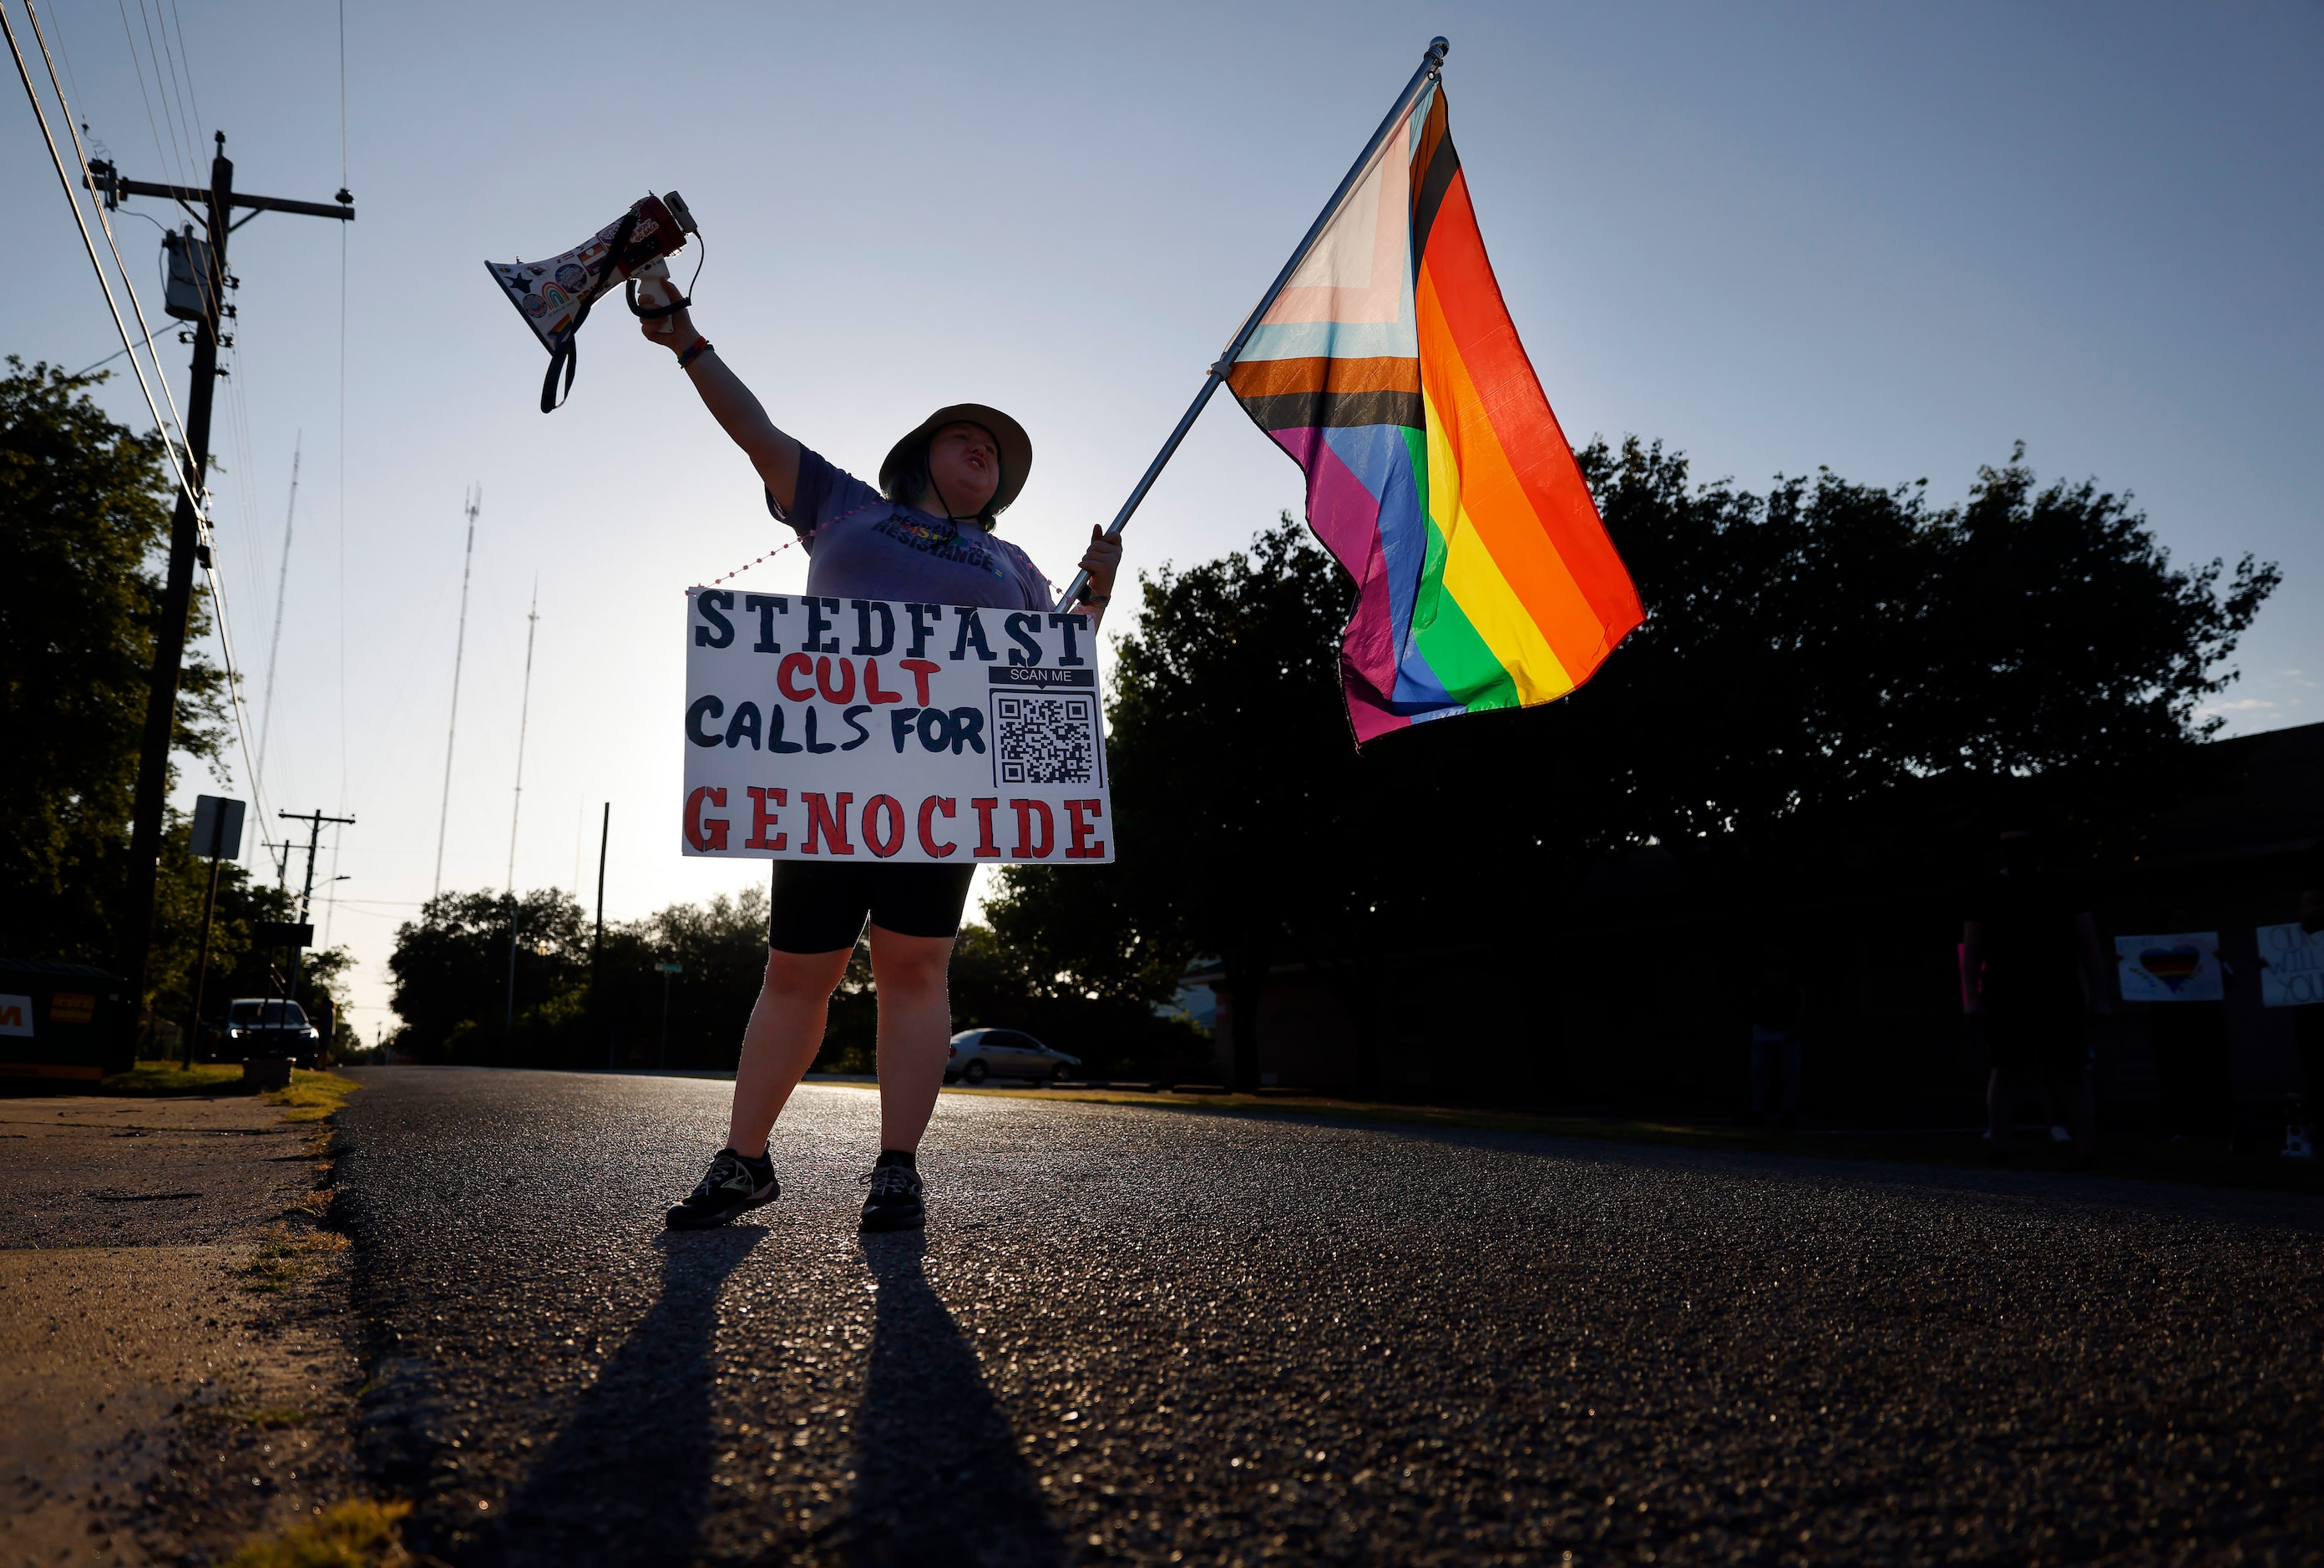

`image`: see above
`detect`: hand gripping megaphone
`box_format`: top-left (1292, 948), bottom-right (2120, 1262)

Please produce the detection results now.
top-left (484, 191), bottom-right (701, 412)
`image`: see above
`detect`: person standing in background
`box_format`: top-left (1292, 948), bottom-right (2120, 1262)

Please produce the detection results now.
top-left (2148, 908), bottom-right (2235, 1143)
top-left (1962, 830), bottom-right (2113, 1161)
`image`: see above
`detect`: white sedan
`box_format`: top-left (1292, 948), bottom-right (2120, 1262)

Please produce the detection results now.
top-left (944, 1029), bottom-right (1081, 1085)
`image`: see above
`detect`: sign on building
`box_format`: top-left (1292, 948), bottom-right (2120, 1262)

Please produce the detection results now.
top-left (2113, 933), bottom-right (2224, 1003)
top-left (2257, 923), bottom-right (2324, 1009)
top-left (681, 592), bottom-right (1113, 865)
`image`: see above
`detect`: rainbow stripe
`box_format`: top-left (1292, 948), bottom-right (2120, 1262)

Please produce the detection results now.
top-left (1229, 83), bottom-right (1643, 743)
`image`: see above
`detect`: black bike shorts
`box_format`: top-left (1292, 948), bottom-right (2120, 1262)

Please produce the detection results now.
top-left (767, 859), bottom-right (977, 954)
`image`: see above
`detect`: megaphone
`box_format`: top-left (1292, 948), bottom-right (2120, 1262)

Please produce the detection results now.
top-left (485, 190), bottom-right (701, 412)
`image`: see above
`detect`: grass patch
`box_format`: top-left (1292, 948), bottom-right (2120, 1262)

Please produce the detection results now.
top-left (241, 1227), bottom-right (350, 1292)
top-left (265, 1068), bottom-right (362, 1123)
top-left (243, 1406), bottom-right (311, 1429)
top-left (99, 1060), bottom-right (248, 1096)
top-left (225, 1499), bottom-right (412, 1567)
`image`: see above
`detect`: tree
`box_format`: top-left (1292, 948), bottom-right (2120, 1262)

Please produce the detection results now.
top-left (994, 516), bottom-right (1363, 1090)
top-left (988, 443), bottom-right (2278, 1091)
top-left (1501, 438), bottom-right (2281, 867)
top-left (0, 358), bottom-right (227, 999)
top-left (387, 889), bottom-right (589, 1063)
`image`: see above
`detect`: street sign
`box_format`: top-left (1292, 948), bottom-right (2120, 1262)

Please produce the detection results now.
top-left (254, 921), bottom-right (314, 948)
top-left (656, 962), bottom-right (684, 974)
top-left (192, 795), bottom-right (246, 860)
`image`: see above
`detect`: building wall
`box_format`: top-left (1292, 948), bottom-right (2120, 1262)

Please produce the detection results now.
top-left (1206, 724), bottom-right (2321, 1122)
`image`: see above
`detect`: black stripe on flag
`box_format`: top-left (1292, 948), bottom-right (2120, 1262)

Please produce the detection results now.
top-left (1233, 387), bottom-right (1426, 433)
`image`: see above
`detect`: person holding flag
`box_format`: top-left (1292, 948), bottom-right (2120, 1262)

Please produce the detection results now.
top-left (646, 32), bottom-right (1636, 1233)
top-left (647, 308), bottom-right (1121, 1233)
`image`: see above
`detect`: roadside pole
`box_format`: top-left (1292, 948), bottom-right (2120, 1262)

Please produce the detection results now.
top-left (185, 794), bottom-right (246, 1068)
top-left (656, 961), bottom-right (682, 1070)
top-left (278, 808), bottom-right (354, 1046)
top-left (595, 804), bottom-right (610, 1069)
top-left (505, 905), bottom-right (521, 1038)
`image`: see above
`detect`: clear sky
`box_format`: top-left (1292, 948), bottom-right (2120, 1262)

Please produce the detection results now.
top-left (7, 1), bottom-right (2319, 1035)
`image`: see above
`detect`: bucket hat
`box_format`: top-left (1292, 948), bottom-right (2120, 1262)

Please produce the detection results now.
top-left (879, 403), bottom-right (1032, 515)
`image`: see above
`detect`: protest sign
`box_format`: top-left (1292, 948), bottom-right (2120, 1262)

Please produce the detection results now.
top-left (681, 591), bottom-right (1112, 865)
top-left (2257, 923), bottom-right (2324, 1009)
top-left (2114, 933), bottom-right (2223, 1003)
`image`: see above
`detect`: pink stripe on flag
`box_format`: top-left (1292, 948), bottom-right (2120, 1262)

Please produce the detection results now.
top-left (1272, 428), bottom-right (1399, 707)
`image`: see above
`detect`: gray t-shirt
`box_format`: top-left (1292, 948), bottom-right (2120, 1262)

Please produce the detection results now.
top-left (767, 447), bottom-right (1054, 611)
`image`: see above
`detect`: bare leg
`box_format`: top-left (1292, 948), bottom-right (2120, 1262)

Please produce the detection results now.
top-left (866, 925), bottom-right (957, 1152)
top-left (724, 945), bottom-right (853, 1159)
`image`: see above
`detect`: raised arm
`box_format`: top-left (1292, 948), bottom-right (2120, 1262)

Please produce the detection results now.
top-left (645, 307), bottom-right (803, 513)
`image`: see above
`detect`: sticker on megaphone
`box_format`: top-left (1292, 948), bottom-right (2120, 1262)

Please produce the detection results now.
top-left (485, 190), bottom-right (700, 412)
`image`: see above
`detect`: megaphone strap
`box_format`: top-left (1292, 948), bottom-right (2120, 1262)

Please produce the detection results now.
top-left (541, 337), bottom-right (579, 414)
top-left (536, 205), bottom-right (643, 413)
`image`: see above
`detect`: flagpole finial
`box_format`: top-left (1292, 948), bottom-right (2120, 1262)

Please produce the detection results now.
top-left (1427, 36), bottom-right (1449, 65)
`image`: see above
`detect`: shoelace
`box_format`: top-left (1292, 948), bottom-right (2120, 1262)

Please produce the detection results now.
top-left (859, 1165), bottom-right (919, 1200)
top-left (694, 1153), bottom-right (749, 1196)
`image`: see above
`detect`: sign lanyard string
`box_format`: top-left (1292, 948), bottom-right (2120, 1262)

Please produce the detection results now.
top-left (693, 533), bottom-right (798, 593)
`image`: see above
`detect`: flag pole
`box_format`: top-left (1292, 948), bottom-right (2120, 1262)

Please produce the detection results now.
top-left (1060, 35), bottom-right (1450, 611)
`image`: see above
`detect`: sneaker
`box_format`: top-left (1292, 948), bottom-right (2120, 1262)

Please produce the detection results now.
top-left (666, 1147), bottom-right (777, 1230)
top-left (858, 1152), bottom-right (925, 1232)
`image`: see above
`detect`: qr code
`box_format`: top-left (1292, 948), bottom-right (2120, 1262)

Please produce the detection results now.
top-left (992, 692), bottom-right (1102, 786)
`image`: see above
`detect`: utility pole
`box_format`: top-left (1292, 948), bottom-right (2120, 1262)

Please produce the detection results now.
top-left (279, 807), bottom-right (355, 1022)
top-left (87, 135), bottom-right (354, 1019)
top-left (433, 485), bottom-right (479, 899)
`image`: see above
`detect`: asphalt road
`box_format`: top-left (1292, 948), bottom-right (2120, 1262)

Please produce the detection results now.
top-left (337, 1067), bottom-right (2324, 1566)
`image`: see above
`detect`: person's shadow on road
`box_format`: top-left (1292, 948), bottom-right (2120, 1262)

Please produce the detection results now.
top-left (838, 1232), bottom-right (1063, 1568)
top-left (483, 1225), bottom-right (764, 1567)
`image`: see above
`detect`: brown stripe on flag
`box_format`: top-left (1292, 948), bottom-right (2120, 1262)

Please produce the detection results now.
top-left (1410, 89), bottom-right (1461, 257)
top-left (1228, 356), bottom-right (1421, 399)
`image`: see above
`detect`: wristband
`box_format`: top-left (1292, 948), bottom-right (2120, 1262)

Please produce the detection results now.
top-left (676, 336), bottom-right (713, 369)
top-left (1079, 591), bottom-right (1110, 605)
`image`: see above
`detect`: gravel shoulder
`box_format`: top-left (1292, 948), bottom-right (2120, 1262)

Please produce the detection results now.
top-left (0, 1090), bottom-right (367, 1566)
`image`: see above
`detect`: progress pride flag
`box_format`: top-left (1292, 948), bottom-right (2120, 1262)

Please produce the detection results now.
top-left (681, 591), bottom-right (1113, 865)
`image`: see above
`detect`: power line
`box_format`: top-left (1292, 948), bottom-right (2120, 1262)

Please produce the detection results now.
top-left (132, 0), bottom-right (194, 183)
top-left (9, 3), bottom-right (201, 520)
top-left (160, 0), bottom-right (200, 152)
top-left (112, 0), bottom-right (177, 189)
top-left (71, 313), bottom-right (168, 377)
top-left (9, 0), bottom-right (269, 837)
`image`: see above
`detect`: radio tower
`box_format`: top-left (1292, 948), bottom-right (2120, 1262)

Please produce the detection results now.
top-left (506, 582), bottom-right (539, 894)
top-left (432, 485), bottom-right (478, 899)
top-left (256, 433), bottom-right (301, 783)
